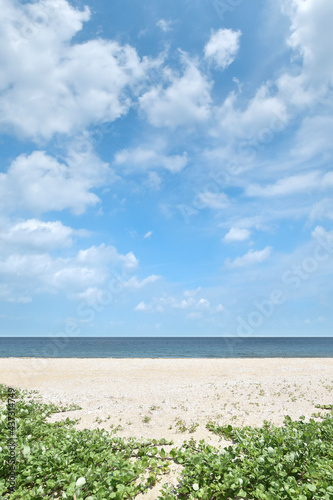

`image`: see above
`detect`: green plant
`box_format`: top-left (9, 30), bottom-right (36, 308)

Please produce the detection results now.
top-left (2, 383), bottom-right (333, 500)
top-left (0, 384), bottom-right (171, 499)
top-left (175, 419), bottom-right (187, 433)
top-left (188, 422), bottom-right (199, 434)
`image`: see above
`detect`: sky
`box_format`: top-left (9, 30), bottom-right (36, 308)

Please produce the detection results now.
top-left (0, 0), bottom-right (333, 338)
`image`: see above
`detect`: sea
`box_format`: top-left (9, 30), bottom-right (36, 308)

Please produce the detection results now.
top-left (0, 337), bottom-right (333, 358)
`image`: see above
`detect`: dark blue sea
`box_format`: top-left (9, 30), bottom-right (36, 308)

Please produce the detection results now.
top-left (0, 337), bottom-right (333, 358)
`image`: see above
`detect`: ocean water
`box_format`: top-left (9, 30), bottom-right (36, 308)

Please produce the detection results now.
top-left (0, 337), bottom-right (333, 358)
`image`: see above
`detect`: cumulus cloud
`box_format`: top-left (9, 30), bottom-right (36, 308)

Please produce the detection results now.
top-left (123, 275), bottom-right (161, 289)
top-left (225, 246), bottom-right (272, 268)
top-left (76, 244), bottom-right (137, 269)
top-left (0, 150), bottom-right (112, 215)
top-left (0, 219), bottom-right (84, 252)
top-left (134, 288), bottom-right (224, 314)
top-left (114, 147), bottom-right (188, 174)
top-left (139, 60), bottom-right (212, 128)
top-left (209, 0), bottom-right (333, 153)
top-left (0, 0), bottom-right (150, 139)
top-left (272, 0), bottom-right (333, 124)
top-left (204, 29), bottom-right (241, 69)
top-left (0, 242), bottom-right (139, 303)
top-left (224, 228), bottom-right (251, 242)
top-left (214, 84), bottom-right (288, 143)
top-left (283, 0), bottom-right (333, 87)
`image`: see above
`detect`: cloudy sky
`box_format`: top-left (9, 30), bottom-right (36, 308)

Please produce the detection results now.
top-left (1, 0), bottom-right (333, 337)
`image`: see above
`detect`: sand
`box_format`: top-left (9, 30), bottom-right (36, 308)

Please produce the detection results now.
top-left (1, 357), bottom-right (333, 498)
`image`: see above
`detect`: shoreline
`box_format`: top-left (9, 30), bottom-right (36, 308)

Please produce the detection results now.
top-left (0, 356), bottom-right (333, 361)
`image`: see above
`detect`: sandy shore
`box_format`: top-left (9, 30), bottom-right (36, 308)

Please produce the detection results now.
top-left (1, 357), bottom-right (333, 498)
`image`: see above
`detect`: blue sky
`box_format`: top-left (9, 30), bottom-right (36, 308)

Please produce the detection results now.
top-left (1, 0), bottom-right (333, 337)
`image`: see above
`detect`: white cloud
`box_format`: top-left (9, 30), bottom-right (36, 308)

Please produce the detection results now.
top-left (114, 147), bottom-right (188, 174)
top-left (0, 284), bottom-right (31, 303)
top-left (0, 0), bottom-right (150, 140)
top-left (0, 219), bottom-right (83, 251)
top-left (156, 19), bottom-right (173, 32)
top-left (120, 251), bottom-right (139, 270)
top-left (204, 29), bottom-right (241, 70)
top-left (273, 0), bottom-right (333, 116)
top-left (208, 0), bottom-right (333, 156)
top-left (246, 171), bottom-right (321, 197)
top-left (134, 288), bottom-right (224, 315)
top-left (309, 199), bottom-right (333, 222)
top-left (183, 287), bottom-right (201, 297)
top-left (146, 171), bottom-right (162, 190)
top-left (291, 114), bottom-right (333, 161)
top-left (139, 59), bottom-right (212, 128)
top-left (134, 300), bottom-right (164, 312)
top-left (75, 287), bottom-right (104, 304)
top-left (283, 0), bottom-right (333, 88)
top-left (144, 231), bottom-right (153, 239)
top-left (0, 242), bottom-right (139, 303)
top-left (76, 244), bottom-right (138, 269)
top-left (214, 84), bottom-right (288, 143)
top-left (0, 150), bottom-right (112, 215)
top-left (75, 273), bottom-right (160, 306)
top-left (123, 275), bottom-right (161, 289)
top-left (135, 301), bottom-right (150, 311)
top-left (311, 226), bottom-right (333, 247)
top-left (224, 228), bottom-right (251, 242)
top-left (225, 246), bottom-right (272, 268)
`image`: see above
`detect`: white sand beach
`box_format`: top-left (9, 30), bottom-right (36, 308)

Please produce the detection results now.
top-left (1, 357), bottom-right (333, 498)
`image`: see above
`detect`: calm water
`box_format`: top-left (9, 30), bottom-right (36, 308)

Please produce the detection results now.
top-left (1, 337), bottom-right (333, 358)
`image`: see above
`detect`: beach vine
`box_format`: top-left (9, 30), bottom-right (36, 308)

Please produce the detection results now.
top-left (1, 384), bottom-right (333, 499)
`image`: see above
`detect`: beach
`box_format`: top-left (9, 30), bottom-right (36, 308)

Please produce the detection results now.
top-left (2, 357), bottom-right (333, 440)
top-left (1, 357), bottom-right (333, 498)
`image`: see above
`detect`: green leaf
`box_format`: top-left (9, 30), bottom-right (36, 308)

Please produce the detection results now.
top-left (307, 484), bottom-right (316, 492)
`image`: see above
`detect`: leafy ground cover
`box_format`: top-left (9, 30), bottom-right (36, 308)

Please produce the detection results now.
top-left (1, 383), bottom-right (333, 499)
